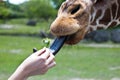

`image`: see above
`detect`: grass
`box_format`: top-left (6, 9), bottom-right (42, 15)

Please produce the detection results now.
top-left (0, 18), bottom-right (53, 35)
top-left (0, 35), bottom-right (46, 80)
top-left (0, 35), bottom-right (120, 80)
top-left (0, 19), bottom-right (120, 80)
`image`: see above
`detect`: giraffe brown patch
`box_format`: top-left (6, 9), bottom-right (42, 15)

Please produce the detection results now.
top-left (117, 0), bottom-right (120, 18)
top-left (89, 27), bottom-right (94, 32)
top-left (95, 9), bottom-right (102, 20)
top-left (91, 9), bottom-right (102, 25)
top-left (109, 21), bottom-right (117, 28)
top-left (97, 26), bottom-right (104, 30)
top-left (94, 0), bottom-right (106, 8)
top-left (111, 3), bottom-right (118, 19)
top-left (99, 8), bottom-right (111, 25)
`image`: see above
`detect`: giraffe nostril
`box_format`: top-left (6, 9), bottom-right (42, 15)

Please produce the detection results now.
top-left (71, 5), bottom-right (81, 14)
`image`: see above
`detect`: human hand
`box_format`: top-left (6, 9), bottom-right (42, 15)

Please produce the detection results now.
top-left (8, 47), bottom-right (56, 80)
top-left (23, 47), bottom-right (56, 76)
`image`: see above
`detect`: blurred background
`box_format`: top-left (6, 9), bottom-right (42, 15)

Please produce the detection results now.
top-left (0, 0), bottom-right (120, 80)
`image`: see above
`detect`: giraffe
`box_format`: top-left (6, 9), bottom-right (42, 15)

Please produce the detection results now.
top-left (50, 0), bottom-right (120, 45)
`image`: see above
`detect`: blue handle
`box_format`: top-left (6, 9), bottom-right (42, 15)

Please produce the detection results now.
top-left (33, 36), bottom-right (67, 55)
top-left (49, 36), bottom-right (67, 55)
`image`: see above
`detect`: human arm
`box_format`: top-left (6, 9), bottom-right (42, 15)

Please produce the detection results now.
top-left (8, 47), bottom-right (56, 80)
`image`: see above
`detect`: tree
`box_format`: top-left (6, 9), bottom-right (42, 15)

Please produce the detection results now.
top-left (21, 0), bottom-right (57, 20)
top-left (0, 0), bottom-right (11, 22)
top-left (0, 0), bottom-right (24, 23)
top-left (51, 0), bottom-right (65, 9)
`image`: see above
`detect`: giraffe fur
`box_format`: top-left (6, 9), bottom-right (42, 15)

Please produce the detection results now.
top-left (50, 0), bottom-right (120, 45)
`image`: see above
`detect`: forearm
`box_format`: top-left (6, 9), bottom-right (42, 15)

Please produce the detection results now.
top-left (8, 64), bottom-right (28, 80)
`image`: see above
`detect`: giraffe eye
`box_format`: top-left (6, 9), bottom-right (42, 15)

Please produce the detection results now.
top-left (71, 5), bottom-right (81, 14)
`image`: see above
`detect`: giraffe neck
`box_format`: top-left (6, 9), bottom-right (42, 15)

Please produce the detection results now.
top-left (88, 0), bottom-right (120, 32)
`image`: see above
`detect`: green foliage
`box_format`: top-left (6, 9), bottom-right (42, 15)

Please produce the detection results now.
top-left (0, 7), bottom-right (11, 18)
top-left (0, 1), bottom-right (24, 22)
top-left (51, 0), bottom-right (65, 9)
top-left (21, 0), bottom-right (57, 19)
top-left (42, 38), bottom-right (52, 47)
top-left (108, 25), bottom-right (120, 30)
top-left (0, 0), bottom-right (57, 21)
top-left (0, 19), bottom-right (4, 23)
top-left (0, 1), bottom-right (11, 20)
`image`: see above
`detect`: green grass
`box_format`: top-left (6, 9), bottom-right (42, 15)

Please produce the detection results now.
top-left (0, 35), bottom-right (46, 80)
top-left (0, 35), bottom-right (120, 80)
top-left (0, 18), bottom-right (119, 80)
top-left (0, 18), bottom-right (53, 35)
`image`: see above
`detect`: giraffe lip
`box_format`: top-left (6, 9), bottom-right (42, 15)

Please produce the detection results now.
top-left (66, 33), bottom-right (77, 40)
top-left (56, 29), bottom-right (80, 44)
top-left (63, 31), bottom-right (78, 42)
top-left (57, 32), bottom-right (76, 42)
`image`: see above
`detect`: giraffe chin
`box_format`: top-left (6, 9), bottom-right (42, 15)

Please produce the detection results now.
top-left (64, 29), bottom-right (86, 45)
top-left (65, 33), bottom-right (80, 45)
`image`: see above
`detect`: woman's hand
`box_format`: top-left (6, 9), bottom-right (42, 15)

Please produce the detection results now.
top-left (8, 47), bottom-right (56, 80)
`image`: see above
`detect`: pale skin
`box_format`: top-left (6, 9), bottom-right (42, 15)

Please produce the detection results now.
top-left (8, 47), bottom-right (56, 80)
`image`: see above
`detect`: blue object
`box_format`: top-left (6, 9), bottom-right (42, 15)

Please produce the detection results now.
top-left (33, 36), bottom-right (67, 55)
top-left (49, 36), bottom-right (67, 55)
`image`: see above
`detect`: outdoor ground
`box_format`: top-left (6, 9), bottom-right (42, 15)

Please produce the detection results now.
top-left (0, 35), bottom-right (120, 80)
top-left (0, 19), bottom-right (120, 80)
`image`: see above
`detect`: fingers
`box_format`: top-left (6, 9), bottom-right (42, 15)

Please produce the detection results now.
top-left (34, 47), bottom-right (46, 56)
top-left (40, 48), bottom-right (56, 69)
top-left (47, 61), bottom-right (56, 69)
top-left (39, 48), bottom-right (50, 59)
top-left (46, 51), bottom-right (56, 69)
top-left (35, 48), bottom-right (56, 68)
top-left (37, 48), bottom-right (55, 62)
top-left (45, 53), bottom-right (55, 65)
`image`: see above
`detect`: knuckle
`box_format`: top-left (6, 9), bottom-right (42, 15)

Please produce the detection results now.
top-left (43, 62), bottom-right (48, 68)
top-left (40, 57), bottom-right (46, 62)
top-left (51, 54), bottom-right (55, 59)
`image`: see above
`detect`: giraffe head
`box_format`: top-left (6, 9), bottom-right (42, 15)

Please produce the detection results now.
top-left (50, 0), bottom-right (95, 45)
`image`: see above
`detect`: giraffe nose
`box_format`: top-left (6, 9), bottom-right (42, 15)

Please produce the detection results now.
top-left (70, 5), bottom-right (81, 15)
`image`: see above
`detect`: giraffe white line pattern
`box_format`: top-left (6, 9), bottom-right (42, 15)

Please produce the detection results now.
top-left (50, 0), bottom-right (120, 45)
top-left (89, 0), bottom-right (120, 31)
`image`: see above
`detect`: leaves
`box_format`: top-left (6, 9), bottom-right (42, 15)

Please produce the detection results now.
top-left (21, 0), bottom-right (57, 19)
top-left (42, 38), bottom-right (52, 47)
top-left (51, 0), bottom-right (65, 9)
